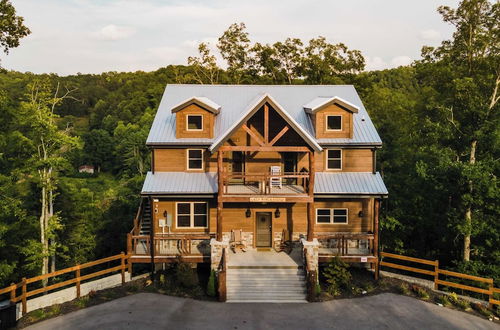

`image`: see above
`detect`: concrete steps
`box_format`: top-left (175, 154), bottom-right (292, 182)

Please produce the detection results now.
top-left (226, 266), bottom-right (307, 303)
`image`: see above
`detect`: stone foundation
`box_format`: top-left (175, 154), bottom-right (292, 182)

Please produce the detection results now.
top-left (301, 238), bottom-right (320, 272)
top-left (210, 238), bottom-right (229, 271)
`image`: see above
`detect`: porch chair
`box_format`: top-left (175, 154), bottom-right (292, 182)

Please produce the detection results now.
top-left (275, 229), bottom-right (293, 254)
top-left (269, 166), bottom-right (282, 190)
top-left (230, 229), bottom-right (246, 253)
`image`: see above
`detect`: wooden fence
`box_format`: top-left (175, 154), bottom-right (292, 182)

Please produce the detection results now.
top-left (0, 252), bottom-right (129, 314)
top-left (380, 252), bottom-right (499, 308)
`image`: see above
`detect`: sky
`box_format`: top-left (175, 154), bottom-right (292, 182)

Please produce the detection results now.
top-left (2, 0), bottom-right (461, 76)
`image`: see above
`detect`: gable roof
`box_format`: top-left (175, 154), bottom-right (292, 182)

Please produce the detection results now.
top-left (147, 85), bottom-right (382, 147)
top-left (303, 96), bottom-right (359, 114)
top-left (209, 93), bottom-right (322, 152)
top-left (171, 96), bottom-right (221, 114)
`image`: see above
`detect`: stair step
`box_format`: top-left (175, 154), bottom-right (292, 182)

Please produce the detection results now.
top-left (227, 289), bottom-right (306, 295)
top-left (227, 275), bottom-right (305, 281)
top-left (227, 299), bottom-right (307, 303)
top-left (227, 293), bottom-right (307, 300)
top-left (227, 283), bottom-right (305, 288)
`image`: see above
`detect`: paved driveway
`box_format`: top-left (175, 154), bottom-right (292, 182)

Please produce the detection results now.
top-left (27, 293), bottom-right (497, 330)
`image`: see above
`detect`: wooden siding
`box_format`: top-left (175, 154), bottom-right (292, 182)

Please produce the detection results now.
top-left (154, 199), bottom-right (217, 234)
top-left (313, 104), bottom-right (353, 139)
top-left (314, 199), bottom-right (373, 233)
top-left (153, 148), bottom-right (217, 172)
top-left (315, 149), bottom-right (373, 172)
top-left (175, 104), bottom-right (214, 139)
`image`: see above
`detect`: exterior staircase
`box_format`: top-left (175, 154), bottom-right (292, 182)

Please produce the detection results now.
top-left (226, 266), bottom-right (307, 303)
top-left (139, 198), bottom-right (152, 236)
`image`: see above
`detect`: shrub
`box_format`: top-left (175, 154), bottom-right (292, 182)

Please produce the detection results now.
top-left (398, 283), bottom-right (411, 295)
top-left (472, 302), bottom-right (491, 317)
top-left (175, 263), bottom-right (198, 288)
top-left (323, 257), bottom-right (351, 296)
top-left (435, 295), bottom-right (452, 307)
top-left (315, 282), bottom-right (322, 296)
top-left (207, 270), bottom-right (216, 297)
top-left (74, 296), bottom-right (90, 308)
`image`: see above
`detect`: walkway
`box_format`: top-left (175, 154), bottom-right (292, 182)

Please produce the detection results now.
top-left (27, 293), bottom-right (497, 330)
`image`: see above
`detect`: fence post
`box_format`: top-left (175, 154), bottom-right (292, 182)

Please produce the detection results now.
top-left (9, 283), bottom-right (16, 304)
top-left (488, 280), bottom-right (493, 309)
top-left (76, 265), bottom-right (81, 298)
top-left (21, 277), bottom-right (27, 315)
top-left (120, 252), bottom-right (126, 285)
top-left (434, 260), bottom-right (439, 290)
top-left (127, 233), bottom-right (132, 255)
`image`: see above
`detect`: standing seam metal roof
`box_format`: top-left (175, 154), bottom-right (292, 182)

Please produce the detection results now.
top-left (146, 85), bottom-right (382, 146)
top-left (141, 171), bottom-right (387, 195)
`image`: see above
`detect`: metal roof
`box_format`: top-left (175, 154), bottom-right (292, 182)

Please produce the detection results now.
top-left (141, 171), bottom-right (387, 196)
top-left (171, 96), bottom-right (221, 114)
top-left (303, 96), bottom-right (359, 114)
top-left (141, 172), bottom-right (217, 195)
top-left (147, 85), bottom-right (382, 147)
top-left (315, 172), bottom-right (388, 195)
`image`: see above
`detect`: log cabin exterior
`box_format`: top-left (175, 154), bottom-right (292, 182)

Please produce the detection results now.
top-left (127, 85), bottom-right (388, 301)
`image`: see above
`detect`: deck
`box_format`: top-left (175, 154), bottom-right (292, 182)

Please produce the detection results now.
top-left (228, 249), bottom-right (303, 267)
top-left (225, 183), bottom-right (306, 195)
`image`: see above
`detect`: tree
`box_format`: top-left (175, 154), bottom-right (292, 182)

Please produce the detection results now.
top-left (217, 22), bottom-right (250, 83)
top-left (0, 0), bottom-right (30, 60)
top-left (19, 80), bottom-right (80, 284)
top-left (300, 37), bottom-right (365, 84)
top-left (416, 0), bottom-right (499, 261)
top-left (187, 42), bottom-right (220, 84)
top-left (83, 129), bottom-right (114, 172)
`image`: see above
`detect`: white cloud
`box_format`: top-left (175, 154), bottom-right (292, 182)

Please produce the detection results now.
top-left (365, 56), bottom-right (387, 71)
top-left (419, 29), bottom-right (441, 41)
top-left (391, 56), bottom-right (413, 67)
top-left (96, 24), bottom-right (135, 41)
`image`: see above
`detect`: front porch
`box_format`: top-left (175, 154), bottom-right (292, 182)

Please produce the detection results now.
top-left (228, 248), bottom-right (303, 267)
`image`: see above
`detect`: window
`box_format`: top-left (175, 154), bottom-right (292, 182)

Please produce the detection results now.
top-left (326, 149), bottom-right (342, 170)
top-left (315, 208), bottom-right (348, 224)
top-left (187, 149), bottom-right (203, 170)
top-left (187, 114), bottom-right (203, 131)
top-left (326, 115), bottom-right (342, 131)
top-left (176, 202), bottom-right (207, 228)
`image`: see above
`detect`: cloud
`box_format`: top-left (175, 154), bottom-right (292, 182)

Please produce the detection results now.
top-left (419, 29), bottom-right (441, 41)
top-left (96, 24), bottom-right (135, 41)
top-left (365, 56), bottom-right (387, 71)
top-left (391, 56), bottom-right (413, 67)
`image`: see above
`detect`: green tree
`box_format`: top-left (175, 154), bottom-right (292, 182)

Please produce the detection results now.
top-left (0, 0), bottom-right (30, 57)
top-left (83, 129), bottom-right (114, 172)
top-left (187, 42), bottom-right (220, 84)
top-left (416, 0), bottom-right (499, 261)
top-left (217, 22), bottom-right (250, 83)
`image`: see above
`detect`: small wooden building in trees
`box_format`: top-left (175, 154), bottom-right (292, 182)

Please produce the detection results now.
top-left (127, 85), bottom-right (387, 302)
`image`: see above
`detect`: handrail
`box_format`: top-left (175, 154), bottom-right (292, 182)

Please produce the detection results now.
top-left (317, 234), bottom-right (375, 256)
top-left (221, 171), bottom-right (311, 195)
top-left (380, 251), bottom-right (500, 308)
top-left (0, 253), bottom-right (129, 314)
top-left (129, 235), bottom-right (211, 257)
top-left (130, 198), bottom-right (144, 235)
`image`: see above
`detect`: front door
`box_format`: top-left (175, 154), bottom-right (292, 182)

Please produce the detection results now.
top-left (256, 212), bottom-right (272, 247)
top-left (228, 151), bottom-right (245, 183)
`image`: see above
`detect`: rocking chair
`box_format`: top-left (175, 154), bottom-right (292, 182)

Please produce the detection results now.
top-left (275, 229), bottom-right (293, 254)
top-left (230, 229), bottom-right (246, 253)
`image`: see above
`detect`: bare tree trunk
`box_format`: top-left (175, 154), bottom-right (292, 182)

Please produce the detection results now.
top-left (40, 181), bottom-right (49, 287)
top-left (463, 139), bottom-right (476, 262)
top-left (49, 186), bottom-right (56, 273)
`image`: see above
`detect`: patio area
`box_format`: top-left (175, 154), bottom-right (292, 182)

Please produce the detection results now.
top-left (227, 249), bottom-right (303, 267)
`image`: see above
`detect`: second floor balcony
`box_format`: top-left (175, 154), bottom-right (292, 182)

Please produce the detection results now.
top-left (221, 171), bottom-right (311, 196)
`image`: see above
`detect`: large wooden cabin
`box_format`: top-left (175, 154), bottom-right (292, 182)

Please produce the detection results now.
top-left (127, 85), bottom-right (388, 302)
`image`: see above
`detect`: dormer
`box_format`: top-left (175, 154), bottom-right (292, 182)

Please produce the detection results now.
top-left (171, 96), bottom-right (220, 139)
top-left (304, 96), bottom-right (359, 139)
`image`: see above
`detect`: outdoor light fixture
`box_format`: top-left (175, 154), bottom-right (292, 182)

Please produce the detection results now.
top-left (275, 207), bottom-right (280, 218)
top-left (245, 208), bottom-right (251, 218)
top-left (163, 210), bottom-right (168, 218)
top-left (358, 211), bottom-right (364, 217)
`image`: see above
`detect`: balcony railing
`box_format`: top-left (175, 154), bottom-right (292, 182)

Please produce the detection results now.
top-left (221, 172), bottom-right (311, 195)
top-left (317, 233), bottom-right (375, 256)
top-left (127, 234), bottom-right (211, 257)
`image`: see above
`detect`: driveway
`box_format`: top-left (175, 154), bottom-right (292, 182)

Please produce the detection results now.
top-left (26, 293), bottom-right (497, 330)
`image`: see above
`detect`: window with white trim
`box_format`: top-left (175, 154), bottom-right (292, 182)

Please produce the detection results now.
top-left (187, 114), bottom-right (203, 131)
top-left (326, 115), bottom-right (342, 131)
top-left (315, 208), bottom-right (348, 224)
top-left (176, 202), bottom-right (208, 228)
top-left (326, 149), bottom-right (342, 170)
top-left (187, 149), bottom-right (203, 170)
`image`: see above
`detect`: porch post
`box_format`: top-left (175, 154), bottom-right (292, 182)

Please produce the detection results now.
top-left (217, 151), bottom-right (223, 241)
top-left (307, 151), bottom-right (315, 241)
top-left (374, 198), bottom-right (380, 280)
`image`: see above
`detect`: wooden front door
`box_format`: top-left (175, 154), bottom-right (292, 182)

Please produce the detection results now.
top-left (228, 151), bottom-right (245, 183)
top-left (256, 212), bottom-right (272, 247)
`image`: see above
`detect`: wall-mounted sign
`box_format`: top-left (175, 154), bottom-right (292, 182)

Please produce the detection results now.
top-left (249, 197), bottom-right (286, 202)
top-left (361, 257), bottom-right (368, 262)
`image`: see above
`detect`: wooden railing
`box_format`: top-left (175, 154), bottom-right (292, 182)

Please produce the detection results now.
top-left (380, 252), bottom-right (499, 308)
top-left (221, 171), bottom-right (311, 195)
top-left (317, 233), bottom-right (375, 256)
top-left (0, 253), bottom-right (129, 314)
top-left (127, 234), bottom-right (211, 257)
top-left (218, 248), bottom-right (227, 302)
top-left (130, 199), bottom-right (144, 236)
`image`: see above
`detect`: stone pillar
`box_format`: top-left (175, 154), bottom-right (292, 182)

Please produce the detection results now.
top-left (210, 238), bottom-right (229, 271)
top-left (301, 238), bottom-right (320, 272)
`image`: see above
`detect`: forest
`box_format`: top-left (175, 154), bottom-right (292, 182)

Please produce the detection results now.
top-left (0, 0), bottom-right (498, 288)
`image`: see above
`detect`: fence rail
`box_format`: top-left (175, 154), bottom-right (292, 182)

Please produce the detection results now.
top-left (0, 252), bottom-right (129, 314)
top-left (380, 251), bottom-right (499, 308)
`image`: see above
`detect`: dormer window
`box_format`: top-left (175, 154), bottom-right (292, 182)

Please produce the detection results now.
top-left (187, 115), bottom-right (203, 131)
top-left (326, 115), bottom-right (342, 131)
